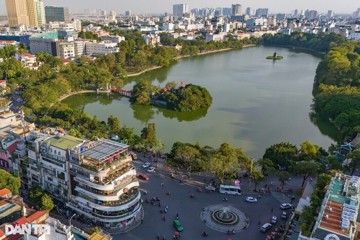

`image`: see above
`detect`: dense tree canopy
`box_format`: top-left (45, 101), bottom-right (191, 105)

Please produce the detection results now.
top-left (0, 170), bottom-right (21, 195)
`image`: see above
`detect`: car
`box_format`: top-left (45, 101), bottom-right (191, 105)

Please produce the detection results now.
top-left (245, 196), bottom-right (258, 203)
top-left (205, 185), bottom-right (216, 191)
top-left (137, 173), bottom-right (149, 181)
top-left (271, 216), bottom-right (277, 224)
top-left (281, 211), bottom-right (288, 219)
top-left (173, 220), bottom-right (184, 232)
top-left (260, 223), bottom-right (272, 233)
top-left (280, 203), bottom-right (292, 210)
top-left (142, 162), bottom-right (151, 168)
top-left (147, 167), bottom-right (156, 173)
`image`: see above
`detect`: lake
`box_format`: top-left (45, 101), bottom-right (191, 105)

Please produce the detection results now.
top-left (63, 46), bottom-right (337, 158)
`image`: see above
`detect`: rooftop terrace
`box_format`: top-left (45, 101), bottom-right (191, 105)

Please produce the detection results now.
top-left (45, 135), bottom-right (84, 150)
top-left (81, 138), bottom-right (128, 162)
top-left (313, 174), bottom-right (360, 240)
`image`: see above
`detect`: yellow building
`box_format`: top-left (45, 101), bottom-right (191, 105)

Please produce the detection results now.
top-left (5, 0), bottom-right (29, 27)
top-left (26, 0), bottom-right (38, 27)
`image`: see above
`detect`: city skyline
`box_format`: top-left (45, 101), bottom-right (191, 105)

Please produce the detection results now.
top-left (0, 0), bottom-right (359, 15)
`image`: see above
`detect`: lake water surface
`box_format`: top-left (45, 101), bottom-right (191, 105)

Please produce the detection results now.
top-left (63, 46), bottom-right (337, 158)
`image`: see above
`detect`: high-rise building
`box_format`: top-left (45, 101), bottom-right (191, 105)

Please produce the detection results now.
top-left (173, 4), bottom-right (189, 18)
top-left (255, 8), bottom-right (269, 17)
top-left (45, 6), bottom-right (69, 23)
top-left (26, 0), bottom-right (38, 27)
top-left (231, 4), bottom-right (242, 16)
top-left (35, 0), bottom-right (45, 26)
top-left (327, 10), bottom-right (334, 18)
top-left (5, 0), bottom-right (29, 27)
top-left (245, 7), bottom-right (251, 16)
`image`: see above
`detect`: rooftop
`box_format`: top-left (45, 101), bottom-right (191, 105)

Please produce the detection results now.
top-left (312, 174), bottom-right (360, 240)
top-left (89, 231), bottom-right (113, 240)
top-left (45, 135), bottom-right (84, 150)
top-left (81, 138), bottom-right (128, 162)
top-left (30, 31), bottom-right (59, 39)
top-left (0, 188), bottom-right (11, 198)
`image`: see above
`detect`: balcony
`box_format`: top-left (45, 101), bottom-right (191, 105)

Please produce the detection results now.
top-left (77, 187), bottom-right (140, 207)
top-left (77, 175), bottom-right (137, 196)
top-left (80, 155), bottom-right (131, 173)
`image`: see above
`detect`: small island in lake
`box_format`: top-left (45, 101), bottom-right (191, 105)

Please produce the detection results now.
top-left (266, 52), bottom-right (283, 60)
top-left (131, 80), bottom-right (212, 112)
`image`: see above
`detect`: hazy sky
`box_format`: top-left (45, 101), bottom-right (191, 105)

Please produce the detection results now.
top-left (0, 0), bottom-right (358, 15)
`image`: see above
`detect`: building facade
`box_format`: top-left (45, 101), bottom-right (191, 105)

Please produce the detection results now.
top-left (173, 4), bottom-right (189, 18)
top-left (5, 0), bottom-right (29, 27)
top-left (45, 6), bottom-right (69, 23)
top-left (85, 41), bottom-right (119, 56)
top-left (23, 133), bottom-right (142, 229)
top-left (231, 4), bottom-right (243, 16)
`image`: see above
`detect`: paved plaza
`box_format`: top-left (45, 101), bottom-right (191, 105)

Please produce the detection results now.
top-left (117, 157), bottom-right (304, 240)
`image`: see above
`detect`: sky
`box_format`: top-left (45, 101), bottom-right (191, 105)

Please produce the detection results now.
top-left (0, 0), bottom-right (358, 15)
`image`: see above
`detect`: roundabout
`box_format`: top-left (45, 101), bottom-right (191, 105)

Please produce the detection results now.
top-left (200, 204), bottom-right (249, 233)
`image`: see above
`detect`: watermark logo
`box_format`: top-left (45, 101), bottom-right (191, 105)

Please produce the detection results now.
top-left (5, 224), bottom-right (51, 235)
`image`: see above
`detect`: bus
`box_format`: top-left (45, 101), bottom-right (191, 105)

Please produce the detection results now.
top-left (219, 185), bottom-right (241, 195)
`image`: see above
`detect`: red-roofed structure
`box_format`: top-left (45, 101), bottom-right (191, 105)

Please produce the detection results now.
top-left (26, 210), bottom-right (49, 224)
top-left (0, 188), bottom-right (12, 199)
top-left (5, 141), bottom-right (18, 154)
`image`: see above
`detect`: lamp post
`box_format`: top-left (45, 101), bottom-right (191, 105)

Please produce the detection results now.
top-left (69, 213), bottom-right (76, 227)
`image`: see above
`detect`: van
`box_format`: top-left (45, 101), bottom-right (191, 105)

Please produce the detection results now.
top-left (260, 223), bottom-right (272, 233)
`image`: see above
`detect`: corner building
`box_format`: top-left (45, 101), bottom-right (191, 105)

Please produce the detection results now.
top-left (25, 133), bottom-right (142, 229)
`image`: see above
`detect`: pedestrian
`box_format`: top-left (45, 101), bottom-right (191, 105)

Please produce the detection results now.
top-left (141, 218), bottom-right (143, 224)
top-left (161, 183), bottom-right (164, 187)
top-left (271, 208), bottom-right (274, 213)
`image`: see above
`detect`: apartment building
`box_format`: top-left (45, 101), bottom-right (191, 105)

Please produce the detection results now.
top-left (24, 133), bottom-right (142, 229)
top-left (57, 41), bottom-right (75, 59)
top-left (85, 41), bottom-right (119, 56)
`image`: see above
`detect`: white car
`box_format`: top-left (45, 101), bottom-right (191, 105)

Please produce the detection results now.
top-left (147, 167), bottom-right (156, 173)
top-left (280, 203), bottom-right (292, 210)
top-left (205, 185), bottom-right (216, 191)
top-left (142, 162), bottom-right (151, 168)
top-left (245, 196), bottom-right (258, 203)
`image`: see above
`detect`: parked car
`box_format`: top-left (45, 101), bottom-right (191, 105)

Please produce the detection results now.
top-left (147, 167), bottom-right (156, 173)
top-left (271, 216), bottom-right (277, 224)
top-left (260, 223), bottom-right (272, 233)
top-left (245, 196), bottom-right (258, 203)
top-left (205, 185), bottom-right (216, 191)
top-left (142, 162), bottom-right (151, 168)
top-left (137, 173), bottom-right (149, 181)
top-left (280, 203), bottom-right (292, 210)
top-left (173, 219), bottom-right (184, 232)
top-left (281, 211), bottom-right (288, 219)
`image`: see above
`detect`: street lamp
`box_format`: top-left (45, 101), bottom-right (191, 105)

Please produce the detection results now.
top-left (69, 213), bottom-right (76, 227)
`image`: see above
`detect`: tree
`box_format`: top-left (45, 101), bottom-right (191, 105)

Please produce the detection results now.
top-left (349, 148), bottom-right (360, 175)
top-left (107, 115), bottom-right (120, 133)
top-left (258, 158), bottom-right (276, 175)
top-left (0, 170), bottom-right (21, 195)
top-left (263, 142), bottom-right (298, 168)
top-left (40, 194), bottom-right (54, 210)
top-left (300, 140), bottom-right (320, 159)
top-left (251, 170), bottom-right (265, 191)
top-left (170, 142), bottom-right (200, 166)
top-left (294, 161), bottom-right (321, 187)
top-left (277, 171), bottom-right (290, 190)
top-left (208, 143), bottom-right (247, 183)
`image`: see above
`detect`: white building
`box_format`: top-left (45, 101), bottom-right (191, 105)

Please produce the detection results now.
top-left (101, 35), bottom-right (125, 44)
top-left (15, 53), bottom-right (38, 69)
top-left (205, 32), bottom-right (227, 42)
top-left (142, 34), bottom-right (160, 46)
top-left (57, 41), bottom-right (75, 59)
top-left (74, 40), bottom-right (86, 57)
top-left (348, 32), bottom-right (360, 41)
top-left (85, 41), bottom-right (119, 56)
top-left (24, 133), bottom-right (143, 229)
